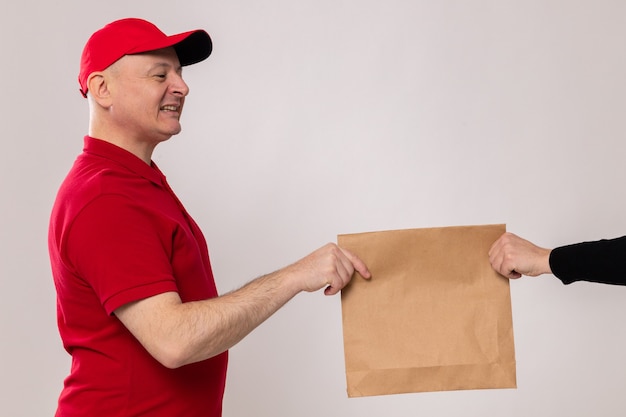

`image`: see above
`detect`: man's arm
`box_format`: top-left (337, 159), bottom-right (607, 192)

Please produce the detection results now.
top-left (115, 243), bottom-right (370, 369)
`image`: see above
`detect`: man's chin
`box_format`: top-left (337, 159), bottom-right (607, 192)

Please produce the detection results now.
top-left (161, 125), bottom-right (182, 138)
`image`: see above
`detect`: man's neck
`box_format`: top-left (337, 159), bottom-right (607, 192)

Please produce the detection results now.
top-left (89, 126), bottom-right (159, 165)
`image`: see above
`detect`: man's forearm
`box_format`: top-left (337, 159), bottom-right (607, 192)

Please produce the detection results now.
top-left (116, 269), bottom-right (300, 368)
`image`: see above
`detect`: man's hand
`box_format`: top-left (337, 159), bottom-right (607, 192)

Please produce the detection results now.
top-left (488, 232), bottom-right (552, 279)
top-left (282, 243), bottom-right (371, 295)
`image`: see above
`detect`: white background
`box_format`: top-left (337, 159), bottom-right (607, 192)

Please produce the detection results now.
top-left (2, 1), bottom-right (626, 416)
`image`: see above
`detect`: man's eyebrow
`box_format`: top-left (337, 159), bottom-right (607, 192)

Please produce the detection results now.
top-left (148, 62), bottom-right (183, 72)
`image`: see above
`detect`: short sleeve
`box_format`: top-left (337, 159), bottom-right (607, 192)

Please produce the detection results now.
top-left (65, 194), bottom-right (179, 314)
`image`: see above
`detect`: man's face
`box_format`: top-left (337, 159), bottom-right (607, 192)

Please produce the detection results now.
top-left (105, 47), bottom-right (189, 144)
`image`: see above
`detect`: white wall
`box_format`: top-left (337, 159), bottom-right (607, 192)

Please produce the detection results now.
top-left (2, 1), bottom-right (626, 416)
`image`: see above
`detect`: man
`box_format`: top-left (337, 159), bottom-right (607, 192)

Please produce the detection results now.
top-left (489, 232), bottom-right (625, 285)
top-left (48, 18), bottom-right (370, 417)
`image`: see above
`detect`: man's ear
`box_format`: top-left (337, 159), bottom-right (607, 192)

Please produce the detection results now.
top-left (87, 72), bottom-right (113, 108)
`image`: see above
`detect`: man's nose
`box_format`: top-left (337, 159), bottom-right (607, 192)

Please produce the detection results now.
top-left (171, 73), bottom-right (189, 97)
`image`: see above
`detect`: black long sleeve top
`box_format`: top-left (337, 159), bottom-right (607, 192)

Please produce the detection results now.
top-left (549, 235), bottom-right (626, 286)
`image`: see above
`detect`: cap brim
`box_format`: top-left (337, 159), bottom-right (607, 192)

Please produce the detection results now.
top-left (128, 29), bottom-right (212, 66)
top-left (174, 30), bottom-right (213, 66)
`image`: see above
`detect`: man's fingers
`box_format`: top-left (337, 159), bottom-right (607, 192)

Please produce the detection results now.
top-left (338, 246), bottom-right (371, 279)
top-left (320, 245), bottom-right (371, 296)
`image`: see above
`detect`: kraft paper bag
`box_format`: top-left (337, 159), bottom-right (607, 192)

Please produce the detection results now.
top-left (338, 224), bottom-right (516, 397)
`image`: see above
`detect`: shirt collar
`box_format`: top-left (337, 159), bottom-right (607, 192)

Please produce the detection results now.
top-left (83, 136), bottom-right (166, 187)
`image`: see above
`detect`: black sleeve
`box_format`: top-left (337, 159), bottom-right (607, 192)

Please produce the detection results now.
top-left (549, 235), bottom-right (626, 286)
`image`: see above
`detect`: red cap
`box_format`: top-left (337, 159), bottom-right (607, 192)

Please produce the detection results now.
top-left (78, 18), bottom-right (212, 97)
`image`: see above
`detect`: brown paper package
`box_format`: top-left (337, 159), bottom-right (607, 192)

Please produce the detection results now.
top-left (338, 224), bottom-right (516, 397)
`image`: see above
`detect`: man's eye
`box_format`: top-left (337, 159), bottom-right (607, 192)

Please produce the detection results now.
top-left (155, 74), bottom-right (166, 79)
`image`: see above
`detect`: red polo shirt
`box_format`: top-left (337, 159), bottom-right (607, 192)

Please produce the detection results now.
top-left (48, 136), bottom-right (228, 416)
